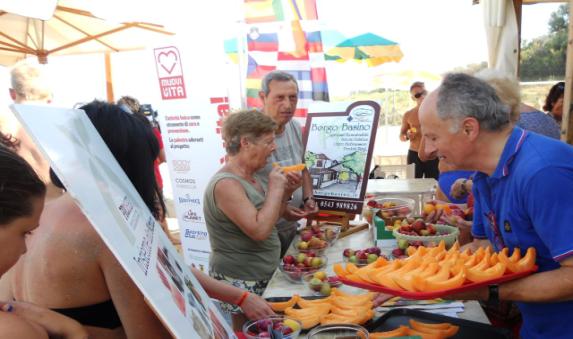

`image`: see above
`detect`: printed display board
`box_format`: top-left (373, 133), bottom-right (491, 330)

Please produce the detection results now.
top-left (303, 101), bottom-right (380, 214)
top-left (11, 104), bottom-right (235, 339)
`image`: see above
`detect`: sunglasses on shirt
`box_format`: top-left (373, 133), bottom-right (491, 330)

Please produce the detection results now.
top-left (413, 90), bottom-right (427, 99)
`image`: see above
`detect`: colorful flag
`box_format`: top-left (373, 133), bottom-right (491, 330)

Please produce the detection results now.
top-left (244, 0), bottom-right (317, 24)
top-left (243, 0), bottom-right (328, 123)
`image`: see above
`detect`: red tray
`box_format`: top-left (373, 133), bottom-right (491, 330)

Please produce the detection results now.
top-left (339, 265), bottom-right (538, 299)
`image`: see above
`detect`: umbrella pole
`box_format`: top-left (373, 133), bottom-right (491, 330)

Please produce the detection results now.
top-left (105, 52), bottom-right (114, 102)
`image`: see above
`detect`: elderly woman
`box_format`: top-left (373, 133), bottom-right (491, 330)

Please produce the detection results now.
top-left (0, 136), bottom-right (88, 339)
top-left (204, 110), bottom-right (301, 325)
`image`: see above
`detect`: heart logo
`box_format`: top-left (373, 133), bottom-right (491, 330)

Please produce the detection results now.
top-left (157, 50), bottom-right (178, 74)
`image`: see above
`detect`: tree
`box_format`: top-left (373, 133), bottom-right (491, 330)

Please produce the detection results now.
top-left (519, 4), bottom-right (569, 81)
top-left (305, 151), bottom-right (318, 168)
top-left (340, 151), bottom-right (367, 189)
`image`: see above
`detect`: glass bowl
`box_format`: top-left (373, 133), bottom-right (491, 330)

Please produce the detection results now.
top-left (291, 237), bottom-right (330, 256)
top-left (298, 224), bottom-right (342, 247)
top-left (341, 247), bottom-right (385, 267)
top-left (302, 271), bottom-right (342, 296)
top-left (279, 255), bottom-right (328, 284)
top-left (366, 197), bottom-right (415, 226)
top-left (307, 324), bottom-right (369, 339)
top-left (393, 224), bottom-right (459, 249)
top-left (242, 316), bottom-right (302, 339)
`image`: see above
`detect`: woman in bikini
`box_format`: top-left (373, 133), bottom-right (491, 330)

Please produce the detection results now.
top-left (0, 134), bottom-right (87, 338)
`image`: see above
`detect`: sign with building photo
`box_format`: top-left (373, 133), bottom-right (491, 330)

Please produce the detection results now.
top-left (303, 101), bottom-right (380, 214)
top-left (11, 104), bottom-right (235, 339)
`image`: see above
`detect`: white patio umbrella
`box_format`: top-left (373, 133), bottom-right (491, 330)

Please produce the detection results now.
top-left (480, 0), bottom-right (519, 76)
top-left (0, 0), bottom-right (174, 100)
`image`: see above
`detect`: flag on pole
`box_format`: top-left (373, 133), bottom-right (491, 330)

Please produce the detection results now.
top-left (244, 0), bottom-right (317, 23)
top-left (243, 0), bottom-right (329, 123)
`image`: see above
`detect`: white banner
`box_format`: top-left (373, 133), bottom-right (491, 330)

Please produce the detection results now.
top-left (151, 42), bottom-right (229, 268)
top-left (11, 104), bottom-right (235, 339)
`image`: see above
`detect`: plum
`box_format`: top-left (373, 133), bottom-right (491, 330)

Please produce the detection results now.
top-left (256, 319), bottom-right (273, 332)
top-left (356, 250), bottom-right (368, 260)
top-left (283, 255), bottom-right (295, 265)
top-left (327, 276), bottom-right (341, 285)
top-left (366, 200), bottom-right (378, 208)
top-left (300, 230), bottom-right (313, 242)
top-left (412, 220), bottom-right (426, 233)
top-left (343, 248), bottom-right (354, 257)
top-left (366, 247), bottom-right (381, 255)
top-left (392, 248), bottom-right (405, 257)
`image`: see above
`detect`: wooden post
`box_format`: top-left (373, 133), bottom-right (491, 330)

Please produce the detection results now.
top-left (105, 52), bottom-right (114, 103)
top-left (513, 0), bottom-right (522, 73)
top-left (563, 1), bottom-right (573, 144)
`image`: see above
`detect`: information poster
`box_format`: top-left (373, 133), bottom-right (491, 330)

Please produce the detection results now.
top-left (152, 44), bottom-right (229, 269)
top-left (11, 104), bottom-right (235, 339)
top-left (303, 101), bottom-right (380, 214)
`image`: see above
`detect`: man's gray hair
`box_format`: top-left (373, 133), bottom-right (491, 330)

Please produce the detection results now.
top-left (437, 73), bottom-right (510, 132)
top-left (261, 70), bottom-right (299, 96)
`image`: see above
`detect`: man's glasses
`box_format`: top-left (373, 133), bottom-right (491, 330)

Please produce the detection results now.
top-left (413, 90), bottom-right (427, 99)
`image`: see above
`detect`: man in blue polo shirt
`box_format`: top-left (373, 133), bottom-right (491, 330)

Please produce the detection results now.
top-left (419, 72), bottom-right (573, 339)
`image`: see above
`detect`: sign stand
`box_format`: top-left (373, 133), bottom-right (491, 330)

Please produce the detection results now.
top-left (306, 210), bottom-right (369, 239)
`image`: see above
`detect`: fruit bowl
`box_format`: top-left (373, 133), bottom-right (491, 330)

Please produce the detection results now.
top-left (365, 197), bottom-right (415, 226)
top-left (292, 237), bottom-right (330, 256)
top-left (393, 224), bottom-right (459, 249)
top-left (302, 271), bottom-right (341, 296)
top-left (342, 247), bottom-right (385, 267)
top-left (298, 223), bottom-right (342, 246)
top-left (307, 324), bottom-right (369, 339)
top-left (242, 316), bottom-right (301, 339)
top-left (279, 255), bottom-right (328, 283)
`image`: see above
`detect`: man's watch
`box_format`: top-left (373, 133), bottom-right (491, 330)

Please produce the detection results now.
top-left (303, 196), bottom-right (314, 203)
top-left (487, 284), bottom-right (500, 305)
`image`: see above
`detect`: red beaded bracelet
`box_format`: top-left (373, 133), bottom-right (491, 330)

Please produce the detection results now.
top-left (236, 291), bottom-right (249, 307)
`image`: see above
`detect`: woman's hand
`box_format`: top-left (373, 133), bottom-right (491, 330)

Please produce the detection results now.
top-left (283, 205), bottom-right (308, 221)
top-left (302, 197), bottom-right (319, 217)
top-left (0, 301), bottom-right (88, 339)
top-left (240, 294), bottom-right (275, 320)
top-left (268, 166), bottom-right (288, 193)
top-left (284, 172), bottom-right (303, 196)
